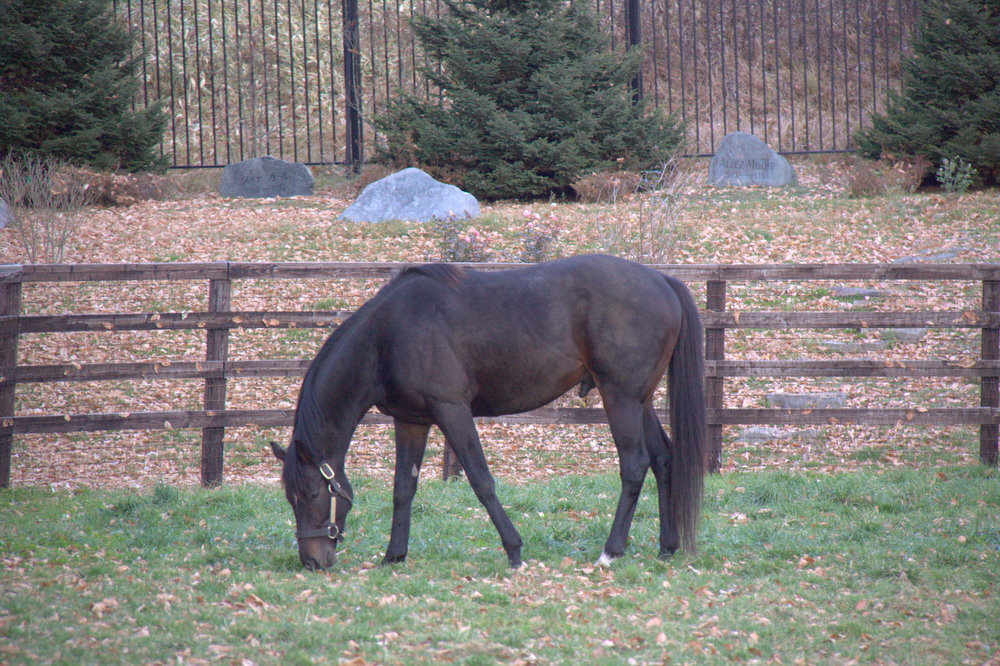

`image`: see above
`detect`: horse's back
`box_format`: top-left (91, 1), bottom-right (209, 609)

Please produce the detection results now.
top-left (373, 256), bottom-right (685, 415)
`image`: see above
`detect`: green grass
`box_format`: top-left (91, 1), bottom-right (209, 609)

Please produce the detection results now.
top-left (2, 467), bottom-right (998, 664)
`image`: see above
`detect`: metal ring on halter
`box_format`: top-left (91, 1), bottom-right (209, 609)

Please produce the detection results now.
top-left (294, 521), bottom-right (341, 541)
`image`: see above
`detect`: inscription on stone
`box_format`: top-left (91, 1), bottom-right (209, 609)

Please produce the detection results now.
top-left (218, 156), bottom-right (314, 198)
top-left (708, 132), bottom-right (796, 187)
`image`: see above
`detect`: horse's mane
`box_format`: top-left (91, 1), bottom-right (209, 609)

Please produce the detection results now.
top-left (284, 263), bottom-right (468, 488)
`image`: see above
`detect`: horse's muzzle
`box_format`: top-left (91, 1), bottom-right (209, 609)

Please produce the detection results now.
top-left (301, 547), bottom-right (337, 571)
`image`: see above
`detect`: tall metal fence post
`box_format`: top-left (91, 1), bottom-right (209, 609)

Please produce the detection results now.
top-left (202, 273), bottom-right (232, 486)
top-left (342, 0), bottom-right (363, 172)
top-left (0, 265), bottom-right (23, 489)
top-left (626, 0), bottom-right (643, 102)
top-left (982, 279), bottom-right (999, 466)
top-left (705, 279), bottom-right (726, 473)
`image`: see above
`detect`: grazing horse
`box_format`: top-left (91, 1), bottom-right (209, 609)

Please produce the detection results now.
top-left (271, 254), bottom-right (706, 570)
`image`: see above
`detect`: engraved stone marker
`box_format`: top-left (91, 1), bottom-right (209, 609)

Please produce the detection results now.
top-left (218, 156), bottom-right (314, 198)
top-left (338, 167), bottom-right (480, 223)
top-left (708, 132), bottom-right (797, 187)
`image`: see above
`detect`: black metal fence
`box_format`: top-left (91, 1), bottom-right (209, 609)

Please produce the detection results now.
top-left (115, 0), bottom-right (917, 169)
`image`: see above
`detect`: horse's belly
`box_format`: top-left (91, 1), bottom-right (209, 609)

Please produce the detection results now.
top-left (469, 359), bottom-right (584, 417)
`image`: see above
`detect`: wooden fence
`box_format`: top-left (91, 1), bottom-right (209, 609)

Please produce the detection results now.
top-left (1, 261), bottom-right (998, 488)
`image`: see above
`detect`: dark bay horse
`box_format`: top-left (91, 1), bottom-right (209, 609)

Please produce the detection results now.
top-left (271, 254), bottom-right (707, 570)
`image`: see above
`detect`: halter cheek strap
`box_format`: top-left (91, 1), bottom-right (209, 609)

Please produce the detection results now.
top-left (294, 461), bottom-right (353, 542)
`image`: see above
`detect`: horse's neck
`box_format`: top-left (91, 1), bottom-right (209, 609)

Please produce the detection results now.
top-left (305, 322), bottom-right (380, 446)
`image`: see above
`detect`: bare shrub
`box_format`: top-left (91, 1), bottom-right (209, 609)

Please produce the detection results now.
top-left (848, 160), bottom-right (890, 198)
top-left (849, 155), bottom-right (933, 198)
top-left (1, 153), bottom-right (94, 263)
top-left (74, 168), bottom-right (167, 206)
top-left (887, 155), bottom-right (933, 193)
top-left (592, 156), bottom-right (698, 264)
top-left (572, 170), bottom-right (642, 203)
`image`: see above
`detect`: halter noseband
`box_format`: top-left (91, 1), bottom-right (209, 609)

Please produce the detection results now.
top-left (294, 461), bottom-right (353, 543)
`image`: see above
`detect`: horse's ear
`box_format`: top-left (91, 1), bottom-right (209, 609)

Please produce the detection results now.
top-left (270, 441), bottom-right (286, 462)
top-left (294, 441), bottom-right (316, 465)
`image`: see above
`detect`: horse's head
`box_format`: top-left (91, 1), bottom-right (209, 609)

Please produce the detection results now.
top-left (271, 440), bottom-right (353, 571)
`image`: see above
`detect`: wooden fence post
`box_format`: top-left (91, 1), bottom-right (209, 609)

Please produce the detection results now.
top-left (705, 279), bottom-right (726, 473)
top-left (0, 265), bottom-right (23, 488)
top-left (982, 279), bottom-right (999, 466)
top-left (441, 441), bottom-right (462, 481)
top-left (202, 274), bottom-right (232, 486)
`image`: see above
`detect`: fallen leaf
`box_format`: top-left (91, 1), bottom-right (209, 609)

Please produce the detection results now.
top-left (89, 597), bottom-right (119, 618)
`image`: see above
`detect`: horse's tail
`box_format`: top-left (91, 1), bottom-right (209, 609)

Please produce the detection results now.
top-left (664, 274), bottom-right (707, 555)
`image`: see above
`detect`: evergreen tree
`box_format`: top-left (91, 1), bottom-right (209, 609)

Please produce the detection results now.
top-left (375, 0), bottom-right (683, 200)
top-left (855, 0), bottom-right (1000, 185)
top-left (0, 0), bottom-right (167, 172)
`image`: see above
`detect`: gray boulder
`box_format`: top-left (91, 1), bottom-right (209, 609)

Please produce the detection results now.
top-left (0, 198), bottom-right (12, 229)
top-left (708, 132), bottom-right (797, 187)
top-left (767, 392), bottom-right (845, 409)
top-left (339, 167), bottom-right (479, 223)
top-left (219, 156), bottom-right (314, 198)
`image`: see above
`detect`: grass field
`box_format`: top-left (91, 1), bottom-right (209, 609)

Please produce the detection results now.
top-left (2, 467), bottom-right (999, 664)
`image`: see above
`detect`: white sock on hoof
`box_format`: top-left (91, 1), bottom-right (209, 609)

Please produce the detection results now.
top-left (594, 552), bottom-right (616, 567)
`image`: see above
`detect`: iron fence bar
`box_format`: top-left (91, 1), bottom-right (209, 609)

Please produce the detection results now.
top-left (773, 0), bottom-right (781, 151)
top-left (787, 0), bottom-right (794, 152)
top-left (222, 0), bottom-right (233, 164)
top-left (814, 0), bottom-right (822, 149)
top-left (718, 0), bottom-right (726, 140)
top-left (208, 0), bottom-right (220, 164)
top-left (287, 0), bottom-right (297, 162)
top-left (703, 0), bottom-right (713, 149)
top-left (327, 0), bottom-right (339, 162)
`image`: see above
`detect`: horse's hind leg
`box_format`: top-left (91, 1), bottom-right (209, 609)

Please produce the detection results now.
top-left (430, 401), bottom-right (523, 568)
top-left (598, 391), bottom-right (650, 565)
top-left (642, 406), bottom-right (679, 558)
top-left (383, 420), bottom-right (430, 565)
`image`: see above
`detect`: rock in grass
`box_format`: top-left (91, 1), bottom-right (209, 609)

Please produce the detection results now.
top-left (338, 167), bottom-right (479, 223)
top-left (831, 286), bottom-right (888, 300)
top-left (766, 392), bottom-right (845, 409)
top-left (707, 132), bottom-right (797, 187)
top-left (735, 427), bottom-right (821, 443)
top-left (881, 328), bottom-right (927, 343)
top-left (219, 156), bottom-right (314, 198)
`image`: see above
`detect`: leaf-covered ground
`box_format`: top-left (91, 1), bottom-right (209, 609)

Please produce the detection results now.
top-left (2, 156), bottom-right (999, 489)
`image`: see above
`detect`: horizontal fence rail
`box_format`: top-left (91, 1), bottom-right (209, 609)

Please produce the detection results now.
top-left (1, 261), bottom-right (998, 487)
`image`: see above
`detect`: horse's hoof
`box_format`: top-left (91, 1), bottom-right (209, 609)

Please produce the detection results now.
top-left (594, 551), bottom-right (617, 567)
top-left (380, 553), bottom-right (406, 566)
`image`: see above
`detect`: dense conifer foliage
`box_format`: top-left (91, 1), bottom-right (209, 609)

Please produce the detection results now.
top-left (0, 0), bottom-right (167, 172)
top-left (375, 0), bottom-right (683, 200)
top-left (855, 0), bottom-right (1000, 185)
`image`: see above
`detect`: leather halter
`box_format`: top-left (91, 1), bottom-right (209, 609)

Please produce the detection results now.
top-left (294, 461), bottom-right (353, 543)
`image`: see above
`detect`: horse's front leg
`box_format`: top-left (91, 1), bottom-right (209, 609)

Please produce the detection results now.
top-left (383, 420), bottom-right (430, 565)
top-left (431, 401), bottom-right (523, 568)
